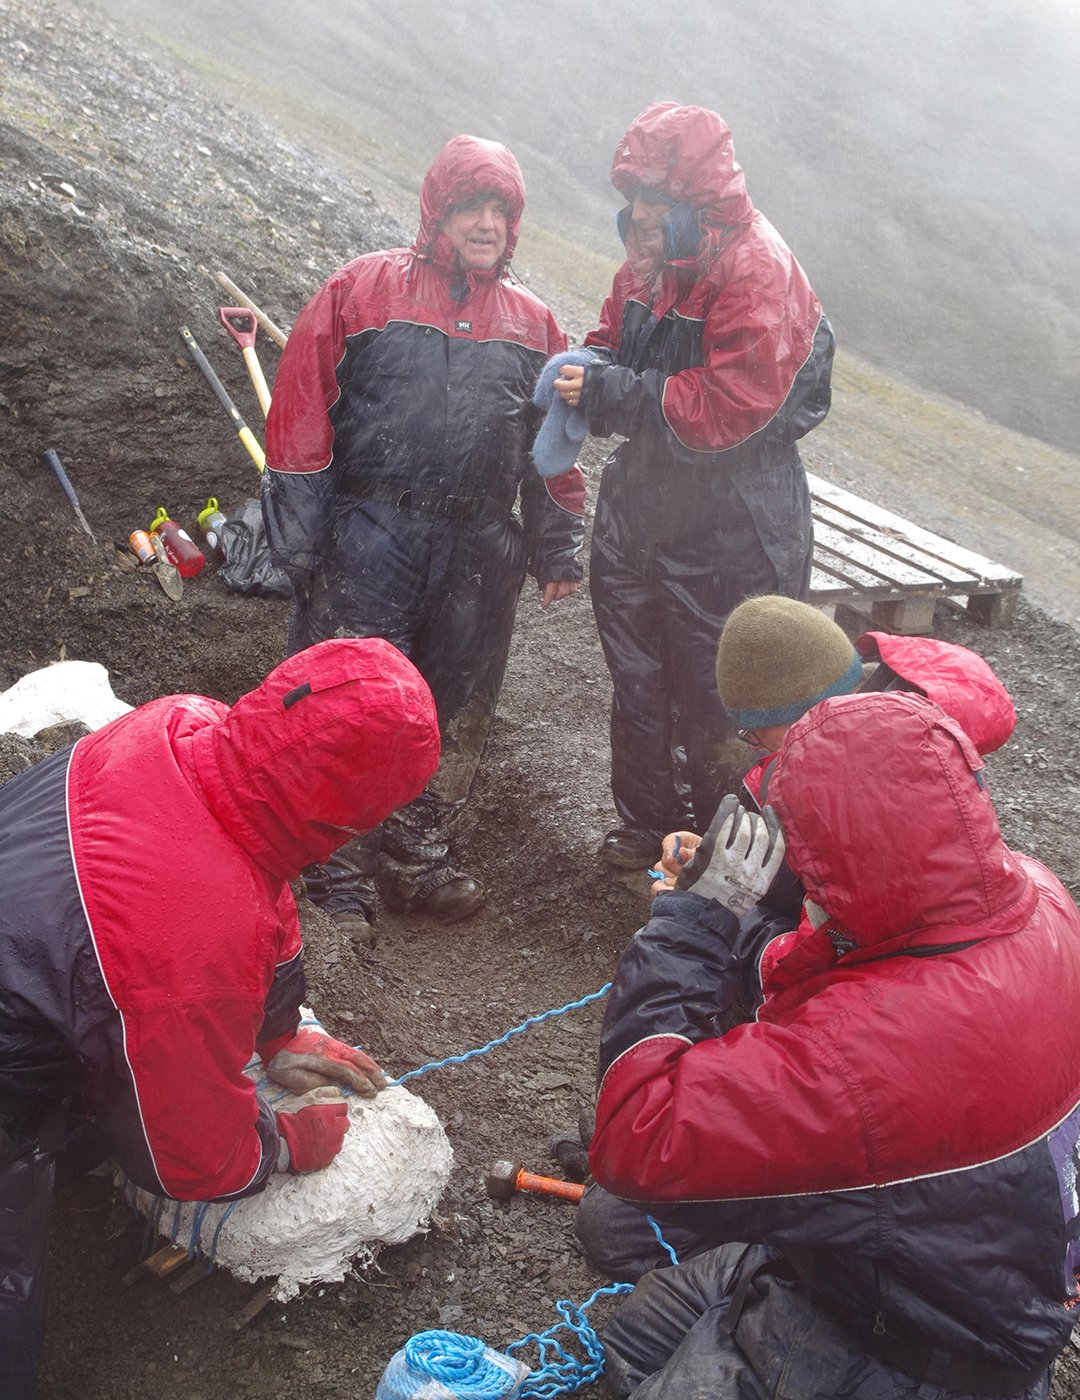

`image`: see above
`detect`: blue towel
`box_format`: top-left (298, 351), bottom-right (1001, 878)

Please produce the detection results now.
top-left (530, 349), bottom-right (596, 478)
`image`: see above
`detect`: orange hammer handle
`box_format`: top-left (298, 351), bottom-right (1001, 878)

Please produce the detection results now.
top-left (515, 1169), bottom-right (585, 1203)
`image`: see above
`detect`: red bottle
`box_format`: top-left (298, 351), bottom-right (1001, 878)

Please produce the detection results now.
top-left (149, 506), bottom-right (205, 578)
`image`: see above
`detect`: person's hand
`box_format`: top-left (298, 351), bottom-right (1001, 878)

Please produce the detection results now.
top-left (553, 362), bottom-right (586, 407)
top-left (267, 1030), bottom-right (387, 1097)
top-left (649, 830), bottom-right (700, 893)
top-left (275, 1087), bottom-right (349, 1174)
top-left (541, 579), bottom-right (580, 609)
top-left (675, 795), bottom-right (786, 916)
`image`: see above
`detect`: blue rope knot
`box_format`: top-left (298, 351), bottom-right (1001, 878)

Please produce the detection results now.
top-left (401, 1330), bottom-right (523, 1398)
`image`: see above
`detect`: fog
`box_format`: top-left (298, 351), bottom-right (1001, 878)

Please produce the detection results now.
top-left (83, 0), bottom-right (1080, 454)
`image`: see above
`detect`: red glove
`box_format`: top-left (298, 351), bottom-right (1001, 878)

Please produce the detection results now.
top-left (275, 1088), bottom-right (350, 1174)
top-left (267, 1030), bottom-right (387, 1097)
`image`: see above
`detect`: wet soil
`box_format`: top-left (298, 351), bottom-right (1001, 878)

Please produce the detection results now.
top-left (2, 1), bottom-right (1080, 1396)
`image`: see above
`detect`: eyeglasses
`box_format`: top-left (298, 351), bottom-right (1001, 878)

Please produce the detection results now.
top-left (737, 727), bottom-right (764, 748)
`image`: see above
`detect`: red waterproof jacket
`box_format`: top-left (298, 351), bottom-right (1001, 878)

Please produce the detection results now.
top-left (0, 639), bottom-right (438, 1199)
top-left (582, 103), bottom-right (833, 572)
top-left (263, 136), bottom-right (584, 587)
top-left (592, 692), bottom-right (1080, 1376)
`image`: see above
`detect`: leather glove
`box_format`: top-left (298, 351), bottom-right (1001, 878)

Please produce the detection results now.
top-left (267, 1030), bottom-right (387, 1097)
top-left (676, 795), bottom-right (786, 916)
top-left (275, 1087), bottom-right (350, 1174)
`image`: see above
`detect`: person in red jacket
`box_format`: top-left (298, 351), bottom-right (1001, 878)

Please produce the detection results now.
top-left (574, 595), bottom-right (1021, 1278)
top-left (551, 104), bottom-right (834, 872)
top-left (263, 134), bottom-right (585, 940)
top-left (0, 637), bottom-right (439, 1398)
top-left (592, 692), bottom-right (1080, 1398)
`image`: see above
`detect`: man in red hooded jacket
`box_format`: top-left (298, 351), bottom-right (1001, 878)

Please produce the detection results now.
top-left (262, 135), bottom-right (585, 938)
top-left (553, 104), bottom-right (834, 872)
top-left (0, 638), bottom-right (439, 1398)
top-left (590, 692), bottom-right (1080, 1398)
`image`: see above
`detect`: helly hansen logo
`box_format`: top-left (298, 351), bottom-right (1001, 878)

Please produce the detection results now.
top-left (454, 320), bottom-right (472, 333)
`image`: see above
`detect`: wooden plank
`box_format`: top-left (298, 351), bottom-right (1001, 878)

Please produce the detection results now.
top-left (813, 520), bottom-right (945, 589)
top-left (870, 596), bottom-right (938, 635)
top-left (812, 500), bottom-right (973, 586)
top-left (232, 1282), bottom-right (277, 1330)
top-left (804, 472), bottom-right (1022, 629)
top-left (807, 473), bottom-right (1021, 587)
top-left (169, 1258), bottom-right (214, 1295)
top-left (142, 1244), bottom-right (190, 1278)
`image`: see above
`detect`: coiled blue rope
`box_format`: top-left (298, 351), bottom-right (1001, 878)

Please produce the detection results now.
top-left (380, 1282), bottom-right (634, 1400)
top-left (400, 1331), bottom-right (522, 1398)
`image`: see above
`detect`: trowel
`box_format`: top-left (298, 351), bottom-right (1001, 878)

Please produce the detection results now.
top-left (150, 533), bottom-right (184, 601)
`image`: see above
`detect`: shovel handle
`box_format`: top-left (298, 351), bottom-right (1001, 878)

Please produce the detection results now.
top-left (218, 306), bottom-right (258, 350)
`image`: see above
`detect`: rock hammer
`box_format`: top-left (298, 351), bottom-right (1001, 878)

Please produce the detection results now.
top-left (485, 1158), bottom-right (585, 1204)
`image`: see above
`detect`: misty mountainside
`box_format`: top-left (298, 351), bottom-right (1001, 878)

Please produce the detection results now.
top-left (3, 0), bottom-right (1080, 623)
top-left (75, 0), bottom-right (1080, 458)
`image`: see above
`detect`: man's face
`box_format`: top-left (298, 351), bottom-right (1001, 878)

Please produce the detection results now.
top-left (630, 190), bottom-right (672, 236)
top-left (440, 194), bottom-right (509, 271)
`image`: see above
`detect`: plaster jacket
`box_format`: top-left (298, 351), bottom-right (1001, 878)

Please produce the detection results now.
top-left (262, 136), bottom-right (585, 590)
top-left (0, 638), bottom-right (439, 1201)
top-left (591, 692), bottom-right (1080, 1375)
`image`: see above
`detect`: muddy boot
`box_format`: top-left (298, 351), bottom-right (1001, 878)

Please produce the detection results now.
top-left (330, 908), bottom-right (378, 952)
top-left (380, 860), bottom-right (486, 923)
top-left (378, 788), bottom-right (484, 922)
top-left (600, 827), bottom-right (662, 870)
top-left (418, 870), bottom-right (486, 923)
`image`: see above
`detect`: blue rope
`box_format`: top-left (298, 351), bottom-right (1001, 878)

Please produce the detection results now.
top-left (506, 1282), bottom-right (634, 1398)
top-left (384, 983), bottom-right (612, 1086)
top-left (393, 1331), bottom-right (521, 1398)
top-left (646, 1214), bottom-right (680, 1266)
top-left (208, 1200), bottom-right (239, 1269)
top-left (187, 1200), bottom-right (211, 1260)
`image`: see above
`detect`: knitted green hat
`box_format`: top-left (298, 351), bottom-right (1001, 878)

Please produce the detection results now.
top-left (715, 595), bottom-right (862, 729)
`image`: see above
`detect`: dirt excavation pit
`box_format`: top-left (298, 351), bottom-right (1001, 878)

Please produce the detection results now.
top-left (3, 1), bottom-right (1080, 1396)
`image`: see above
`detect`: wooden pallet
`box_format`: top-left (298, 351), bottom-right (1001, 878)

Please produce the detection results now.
top-left (806, 473), bottom-right (1022, 633)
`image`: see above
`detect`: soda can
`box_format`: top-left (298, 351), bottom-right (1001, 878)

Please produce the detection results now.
top-left (128, 529), bottom-right (155, 565)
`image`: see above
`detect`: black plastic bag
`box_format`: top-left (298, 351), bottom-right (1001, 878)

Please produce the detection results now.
top-left (218, 499), bottom-right (293, 599)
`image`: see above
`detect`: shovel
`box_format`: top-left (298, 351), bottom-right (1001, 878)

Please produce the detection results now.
top-left (218, 307), bottom-right (272, 419)
top-left (180, 326), bottom-right (265, 472)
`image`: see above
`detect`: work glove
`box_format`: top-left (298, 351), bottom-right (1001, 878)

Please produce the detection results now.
top-left (267, 1029), bottom-right (387, 1097)
top-left (676, 795), bottom-right (786, 917)
top-left (275, 1087), bottom-right (350, 1174)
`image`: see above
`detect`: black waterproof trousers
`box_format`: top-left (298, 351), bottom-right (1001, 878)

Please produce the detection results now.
top-left (590, 459), bottom-right (812, 842)
top-left (603, 1245), bottom-right (1052, 1400)
top-left (292, 500), bottom-right (527, 911)
top-left (0, 1125), bottom-right (55, 1399)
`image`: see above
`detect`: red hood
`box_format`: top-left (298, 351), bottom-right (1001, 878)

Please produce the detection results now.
top-left (769, 692), bottom-right (1034, 950)
top-left (179, 638), bottom-right (440, 878)
top-left (856, 632), bottom-right (1016, 755)
top-left (411, 134), bottom-right (526, 278)
top-left (610, 102), bottom-right (755, 239)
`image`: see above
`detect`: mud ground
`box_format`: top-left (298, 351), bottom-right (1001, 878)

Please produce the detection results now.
top-left (2, 1), bottom-right (1080, 1395)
